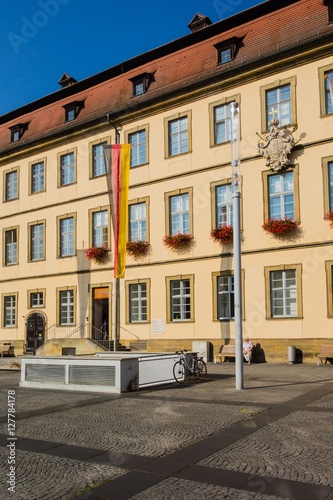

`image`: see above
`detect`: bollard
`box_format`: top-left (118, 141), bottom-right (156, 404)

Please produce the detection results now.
top-left (288, 346), bottom-right (296, 364)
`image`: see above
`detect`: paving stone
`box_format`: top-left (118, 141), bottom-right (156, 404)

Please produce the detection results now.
top-left (199, 410), bottom-right (333, 487)
top-left (0, 448), bottom-right (126, 500)
top-left (131, 477), bottom-right (290, 500)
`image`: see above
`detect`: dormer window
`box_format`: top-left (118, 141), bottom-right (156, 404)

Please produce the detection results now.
top-left (130, 73), bottom-right (153, 97)
top-left (214, 37), bottom-right (242, 65)
top-left (63, 101), bottom-right (84, 122)
top-left (324, 1), bottom-right (333, 23)
top-left (9, 123), bottom-right (29, 143)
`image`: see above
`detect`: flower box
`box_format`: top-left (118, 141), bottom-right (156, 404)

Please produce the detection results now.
top-left (210, 225), bottom-right (233, 244)
top-left (324, 211), bottom-right (333, 228)
top-left (163, 233), bottom-right (194, 250)
top-left (84, 246), bottom-right (109, 262)
top-left (126, 240), bottom-right (150, 258)
top-left (262, 218), bottom-right (299, 235)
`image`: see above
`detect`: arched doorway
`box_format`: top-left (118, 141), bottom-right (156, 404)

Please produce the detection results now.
top-left (26, 313), bottom-right (45, 354)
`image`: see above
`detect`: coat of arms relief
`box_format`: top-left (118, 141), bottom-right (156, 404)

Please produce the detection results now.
top-left (257, 108), bottom-right (306, 171)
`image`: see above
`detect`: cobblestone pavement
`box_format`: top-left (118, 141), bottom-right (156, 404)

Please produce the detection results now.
top-left (0, 363), bottom-right (332, 499)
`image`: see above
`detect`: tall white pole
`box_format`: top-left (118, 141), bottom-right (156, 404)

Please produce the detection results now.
top-left (230, 102), bottom-right (244, 390)
top-left (113, 127), bottom-right (120, 352)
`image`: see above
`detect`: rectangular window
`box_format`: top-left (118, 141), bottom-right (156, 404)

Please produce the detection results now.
top-left (217, 275), bottom-right (234, 319)
top-left (270, 269), bottom-right (297, 317)
top-left (5, 171), bottom-right (18, 201)
top-left (4, 228), bottom-right (17, 266)
top-left (93, 210), bottom-right (108, 247)
top-left (31, 161), bottom-right (45, 193)
top-left (129, 283), bottom-right (147, 322)
top-left (214, 103), bottom-right (232, 144)
top-left (265, 84), bottom-right (291, 129)
top-left (265, 265), bottom-right (302, 319)
top-left (4, 295), bottom-right (16, 327)
top-left (168, 116), bottom-right (188, 156)
top-left (325, 70), bottom-right (333, 115)
top-left (60, 152), bottom-right (75, 186)
top-left (129, 202), bottom-right (146, 241)
top-left (220, 47), bottom-right (232, 63)
top-left (92, 143), bottom-right (107, 177)
top-left (129, 130), bottom-right (147, 167)
top-left (329, 161), bottom-right (333, 210)
top-left (30, 223), bottom-right (44, 261)
top-left (29, 291), bottom-right (44, 308)
top-left (216, 184), bottom-right (233, 226)
top-left (170, 193), bottom-right (189, 235)
top-left (268, 171), bottom-right (294, 219)
top-left (59, 216), bottom-right (75, 257)
top-left (170, 279), bottom-right (191, 321)
top-left (59, 290), bottom-right (74, 325)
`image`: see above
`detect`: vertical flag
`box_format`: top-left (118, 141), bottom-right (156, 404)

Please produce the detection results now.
top-left (104, 144), bottom-right (130, 278)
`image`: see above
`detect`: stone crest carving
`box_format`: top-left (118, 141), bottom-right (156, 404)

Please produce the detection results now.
top-left (257, 108), bottom-right (306, 172)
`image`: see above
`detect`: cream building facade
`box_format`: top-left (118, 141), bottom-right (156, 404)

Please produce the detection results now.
top-left (1, 0), bottom-right (333, 361)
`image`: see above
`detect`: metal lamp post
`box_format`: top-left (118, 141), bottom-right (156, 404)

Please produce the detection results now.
top-left (230, 102), bottom-right (244, 390)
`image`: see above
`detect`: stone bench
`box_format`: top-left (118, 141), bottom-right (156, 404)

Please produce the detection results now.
top-left (317, 345), bottom-right (333, 365)
top-left (214, 345), bottom-right (236, 363)
top-left (0, 344), bottom-right (15, 357)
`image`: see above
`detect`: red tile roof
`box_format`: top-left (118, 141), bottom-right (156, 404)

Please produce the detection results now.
top-left (0, 0), bottom-right (331, 153)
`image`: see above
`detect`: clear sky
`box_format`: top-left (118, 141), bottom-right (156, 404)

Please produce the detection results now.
top-left (0, 0), bottom-right (262, 116)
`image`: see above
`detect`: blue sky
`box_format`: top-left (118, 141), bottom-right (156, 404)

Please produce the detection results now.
top-left (0, 0), bottom-right (262, 116)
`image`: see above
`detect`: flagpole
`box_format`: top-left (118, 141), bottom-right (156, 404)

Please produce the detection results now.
top-left (113, 127), bottom-right (120, 352)
top-left (230, 102), bottom-right (244, 390)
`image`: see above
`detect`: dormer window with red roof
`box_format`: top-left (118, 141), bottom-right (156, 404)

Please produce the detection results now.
top-left (9, 123), bottom-right (29, 143)
top-left (214, 37), bottom-right (242, 65)
top-left (63, 101), bottom-right (84, 122)
top-left (130, 73), bottom-right (153, 97)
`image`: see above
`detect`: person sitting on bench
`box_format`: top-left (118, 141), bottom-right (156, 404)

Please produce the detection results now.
top-left (243, 337), bottom-right (253, 365)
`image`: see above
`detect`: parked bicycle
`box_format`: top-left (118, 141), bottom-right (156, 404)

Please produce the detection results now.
top-left (173, 349), bottom-right (207, 384)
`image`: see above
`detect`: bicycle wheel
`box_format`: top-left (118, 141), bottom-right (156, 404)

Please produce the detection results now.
top-left (195, 359), bottom-right (207, 381)
top-left (173, 361), bottom-right (186, 384)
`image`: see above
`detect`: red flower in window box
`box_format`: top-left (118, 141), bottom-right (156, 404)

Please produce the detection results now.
top-left (126, 240), bottom-right (150, 258)
top-left (324, 211), bottom-right (333, 228)
top-left (210, 225), bottom-right (233, 244)
top-left (84, 246), bottom-right (109, 262)
top-left (262, 218), bottom-right (299, 235)
top-left (163, 233), bottom-right (194, 250)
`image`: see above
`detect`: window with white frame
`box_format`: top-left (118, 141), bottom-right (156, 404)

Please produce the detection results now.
top-left (29, 291), bottom-right (44, 308)
top-left (213, 103), bottom-right (233, 145)
top-left (31, 161), bottom-right (45, 193)
top-left (92, 210), bottom-right (108, 247)
top-left (4, 295), bottom-right (16, 327)
top-left (169, 279), bottom-right (191, 321)
top-left (129, 282), bottom-right (147, 322)
top-left (5, 170), bottom-right (18, 201)
top-left (92, 143), bottom-right (107, 177)
top-left (268, 171), bottom-right (294, 219)
top-left (128, 130), bottom-right (147, 167)
top-left (324, 69), bottom-right (333, 115)
top-left (59, 216), bottom-right (75, 257)
top-left (30, 223), bottom-right (44, 261)
top-left (169, 193), bottom-right (190, 235)
top-left (168, 116), bottom-right (188, 156)
top-left (270, 269), bottom-right (297, 318)
top-left (217, 275), bottom-right (234, 319)
top-left (4, 228), bottom-right (17, 266)
top-left (59, 289), bottom-right (74, 325)
top-left (265, 84), bottom-right (291, 129)
top-left (129, 202), bottom-right (146, 241)
top-left (216, 184), bottom-right (233, 226)
top-left (60, 152), bottom-right (75, 186)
